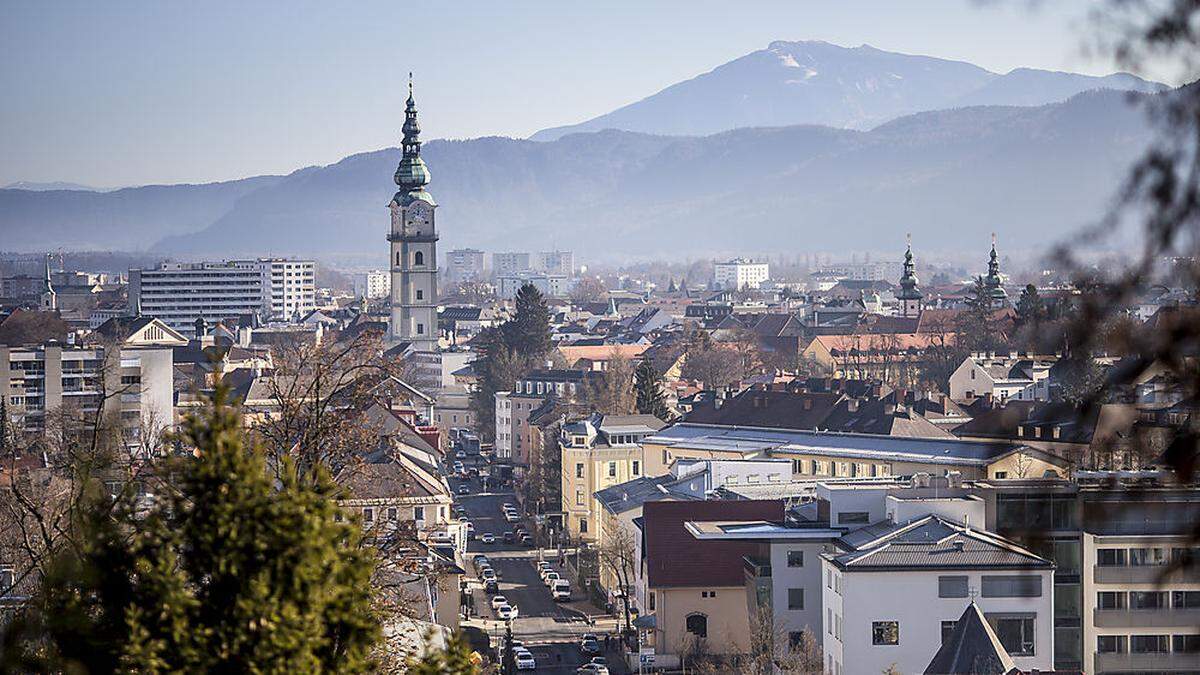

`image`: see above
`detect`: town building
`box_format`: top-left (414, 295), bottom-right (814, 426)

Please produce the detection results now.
top-left (713, 258), bottom-right (770, 290)
top-left (129, 258), bottom-right (315, 330)
top-left (354, 269), bottom-right (391, 300)
top-left (444, 248), bottom-right (486, 284)
top-left (949, 353), bottom-right (1054, 403)
top-left (560, 413), bottom-right (667, 542)
top-left (536, 250), bottom-right (576, 277)
top-left (492, 252), bottom-right (531, 278)
top-left (387, 80), bottom-right (439, 355)
top-left (498, 272), bottom-right (570, 299)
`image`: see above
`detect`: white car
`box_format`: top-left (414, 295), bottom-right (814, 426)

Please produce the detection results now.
top-left (480, 533), bottom-right (495, 545)
top-left (514, 648), bottom-right (536, 670)
top-left (496, 603), bottom-right (519, 620)
top-left (543, 571), bottom-right (561, 587)
top-left (551, 579), bottom-right (571, 601)
top-left (504, 511), bottom-right (520, 523)
top-left (491, 595), bottom-right (508, 610)
top-left (536, 561), bottom-right (552, 574)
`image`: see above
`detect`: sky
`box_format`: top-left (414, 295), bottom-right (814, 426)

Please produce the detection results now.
top-left (0, 0), bottom-right (1162, 188)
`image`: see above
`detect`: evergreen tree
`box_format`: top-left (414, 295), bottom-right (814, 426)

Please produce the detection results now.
top-left (2, 385), bottom-right (381, 672)
top-left (503, 283), bottom-right (552, 359)
top-left (1015, 283), bottom-right (1047, 326)
top-left (959, 276), bottom-right (1001, 352)
top-left (667, 278), bottom-right (677, 293)
top-left (635, 359), bottom-right (672, 421)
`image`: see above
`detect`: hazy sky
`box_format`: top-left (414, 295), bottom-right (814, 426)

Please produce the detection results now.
top-left (0, 0), bottom-right (1155, 187)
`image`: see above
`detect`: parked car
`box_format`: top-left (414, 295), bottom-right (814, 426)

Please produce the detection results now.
top-left (551, 579), bottom-right (571, 601)
top-left (580, 634), bottom-right (600, 655)
top-left (496, 603), bottom-right (518, 620)
top-left (504, 511), bottom-right (520, 523)
top-left (520, 533), bottom-right (533, 546)
top-left (480, 568), bottom-right (496, 582)
top-left (490, 595), bottom-right (508, 610)
top-left (484, 579), bottom-right (498, 594)
top-left (457, 485), bottom-right (470, 495)
top-left (543, 572), bottom-right (561, 587)
top-left (472, 553), bottom-right (489, 566)
top-left (576, 664), bottom-right (608, 675)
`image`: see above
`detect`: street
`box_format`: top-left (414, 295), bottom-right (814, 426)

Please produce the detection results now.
top-left (449, 452), bottom-right (630, 674)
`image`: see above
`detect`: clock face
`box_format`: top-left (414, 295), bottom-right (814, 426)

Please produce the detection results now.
top-left (409, 203), bottom-right (428, 224)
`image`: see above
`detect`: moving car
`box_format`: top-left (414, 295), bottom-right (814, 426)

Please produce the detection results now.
top-left (503, 532), bottom-right (515, 544)
top-left (490, 595), bottom-right (508, 610)
top-left (480, 533), bottom-right (495, 545)
top-left (543, 571), bottom-right (561, 587)
top-left (504, 511), bottom-right (520, 523)
top-left (496, 603), bottom-right (518, 620)
top-left (551, 579), bottom-right (571, 601)
top-left (580, 634), bottom-right (600, 655)
top-left (514, 648), bottom-right (536, 670)
top-left (457, 485), bottom-right (470, 495)
top-left (519, 533), bottom-right (533, 546)
top-left (575, 664), bottom-right (608, 675)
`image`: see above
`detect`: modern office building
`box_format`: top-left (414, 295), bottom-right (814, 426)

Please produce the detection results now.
top-left (445, 248), bottom-right (486, 284)
top-left (492, 252), bottom-right (531, 278)
top-left (536, 250), bottom-right (576, 277)
top-left (129, 258), bottom-right (315, 330)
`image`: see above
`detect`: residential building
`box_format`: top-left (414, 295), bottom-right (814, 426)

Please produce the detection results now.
top-left (354, 269), bottom-right (391, 300)
top-left (821, 515), bottom-right (1054, 675)
top-left (0, 312), bottom-right (185, 440)
top-left (494, 391), bottom-right (513, 460)
top-left (498, 272), bottom-right (569, 299)
top-left (492, 252), bottom-right (531, 278)
top-left (714, 258), bottom-right (770, 290)
top-left (949, 353), bottom-right (1054, 403)
top-left (387, 83), bottom-right (439, 354)
top-left (560, 413), bottom-right (667, 542)
top-left (445, 248), bottom-right (486, 284)
top-left (129, 258), bottom-right (315, 330)
top-left (536, 250), bottom-right (575, 277)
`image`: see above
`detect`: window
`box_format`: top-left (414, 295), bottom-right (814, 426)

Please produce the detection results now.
top-left (1097, 548), bottom-right (1127, 567)
top-left (1130, 547), bottom-right (1168, 566)
top-left (1173, 635), bottom-right (1200, 653)
top-left (1097, 635), bottom-right (1126, 654)
top-left (1097, 591), bottom-right (1126, 610)
top-left (575, 490), bottom-right (584, 506)
top-left (990, 615), bottom-right (1036, 656)
top-left (608, 462), bottom-right (616, 478)
top-left (576, 463), bottom-right (584, 478)
top-left (788, 588), bottom-right (804, 610)
top-left (792, 459), bottom-right (806, 474)
top-left (0, 567), bottom-right (13, 595)
top-left (826, 569), bottom-right (832, 589)
top-left (579, 518), bottom-right (588, 534)
top-left (362, 507), bottom-right (374, 522)
top-left (872, 621), bottom-right (899, 645)
top-left (788, 631), bottom-right (807, 651)
top-left (994, 471), bottom-right (1008, 479)
top-left (1130, 635), bottom-right (1169, 653)
top-left (787, 550), bottom-right (804, 567)
top-left (416, 323), bottom-right (424, 335)
top-left (120, 375), bottom-right (141, 385)
top-left (648, 592), bottom-right (655, 610)
top-left (416, 289), bottom-right (423, 300)
top-left (409, 506), bottom-right (420, 521)
top-left (685, 614), bottom-right (707, 638)
top-left (1174, 591), bottom-right (1200, 609)
top-left (941, 621), bottom-right (957, 645)
top-left (981, 575), bottom-right (1042, 598)
top-left (827, 609), bottom-right (833, 634)
top-left (938, 575), bottom-right (969, 598)
top-left (414, 251), bottom-right (424, 266)
top-left (1130, 591), bottom-right (1166, 609)
top-left (837, 512), bottom-right (870, 525)
top-left (632, 461), bottom-right (640, 475)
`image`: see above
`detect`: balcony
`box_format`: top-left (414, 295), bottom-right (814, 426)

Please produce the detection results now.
top-left (1096, 652), bottom-right (1200, 672)
top-left (1094, 565), bottom-right (1200, 585)
top-left (743, 555), bottom-right (772, 578)
top-left (1093, 607), bottom-right (1200, 628)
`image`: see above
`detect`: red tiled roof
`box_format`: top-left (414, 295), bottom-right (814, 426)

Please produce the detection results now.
top-left (644, 500), bottom-right (783, 588)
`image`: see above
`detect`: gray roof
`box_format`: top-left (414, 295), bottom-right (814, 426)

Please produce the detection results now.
top-left (595, 475), bottom-right (697, 515)
top-left (924, 602), bottom-right (1018, 675)
top-left (830, 515), bottom-right (1052, 572)
top-left (646, 423), bottom-right (1017, 467)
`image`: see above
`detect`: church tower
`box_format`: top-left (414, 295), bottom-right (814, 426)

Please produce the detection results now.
top-left (984, 234), bottom-right (1009, 307)
top-left (388, 77), bottom-right (439, 353)
top-left (40, 253), bottom-right (57, 312)
top-left (897, 236), bottom-right (922, 318)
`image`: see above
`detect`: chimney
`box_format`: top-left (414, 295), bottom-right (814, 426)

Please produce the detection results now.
top-left (952, 539), bottom-right (965, 552)
top-left (847, 399), bottom-right (859, 413)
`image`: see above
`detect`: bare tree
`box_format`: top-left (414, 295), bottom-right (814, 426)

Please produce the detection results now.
top-left (597, 523), bottom-right (638, 635)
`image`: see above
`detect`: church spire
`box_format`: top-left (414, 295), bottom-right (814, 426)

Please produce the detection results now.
top-left (984, 233), bottom-right (1008, 304)
top-left (897, 235), bottom-right (922, 317)
top-left (41, 252), bottom-right (57, 312)
top-left (394, 73), bottom-right (430, 192)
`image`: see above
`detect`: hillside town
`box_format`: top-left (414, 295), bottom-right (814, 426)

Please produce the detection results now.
top-left (3, 73), bottom-right (1199, 675)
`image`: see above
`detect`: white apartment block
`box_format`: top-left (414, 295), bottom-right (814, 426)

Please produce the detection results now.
top-left (130, 258), bottom-right (315, 330)
top-left (354, 269), bottom-right (391, 299)
top-left (498, 273), bottom-right (570, 299)
top-left (445, 249), bottom-right (486, 284)
top-left (494, 391), bottom-right (513, 459)
top-left (536, 250), bottom-right (575, 277)
top-left (714, 258), bottom-right (769, 290)
top-left (816, 260), bottom-right (904, 282)
top-left (492, 252), bottom-right (531, 278)
top-left (0, 317), bottom-right (185, 441)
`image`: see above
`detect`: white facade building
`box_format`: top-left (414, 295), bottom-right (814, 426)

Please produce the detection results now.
top-left (445, 248), bottom-right (486, 284)
top-left (354, 270), bottom-right (391, 300)
top-left (129, 258), bottom-right (314, 330)
top-left (494, 391), bottom-right (513, 459)
top-left (492, 252), bottom-right (531, 278)
top-left (498, 273), bottom-right (570, 299)
top-left (714, 259), bottom-right (770, 290)
top-left (949, 353), bottom-right (1054, 403)
top-left (536, 250), bottom-right (575, 277)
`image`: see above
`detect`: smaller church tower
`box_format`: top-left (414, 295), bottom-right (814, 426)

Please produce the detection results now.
top-left (984, 234), bottom-right (1009, 306)
top-left (40, 253), bottom-right (57, 312)
top-left (897, 236), bottom-right (922, 318)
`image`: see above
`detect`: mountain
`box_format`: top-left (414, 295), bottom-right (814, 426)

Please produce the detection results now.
top-left (149, 88), bottom-right (1154, 259)
top-left (4, 181), bottom-right (113, 192)
top-left (0, 176), bottom-right (283, 252)
top-left (530, 40), bottom-right (1163, 141)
